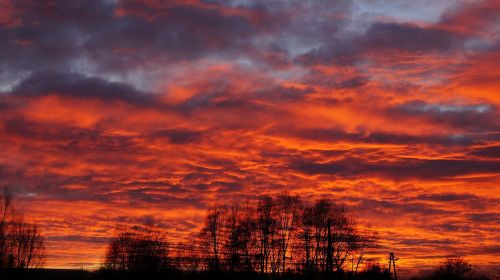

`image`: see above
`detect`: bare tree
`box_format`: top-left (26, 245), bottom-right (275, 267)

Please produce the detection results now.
top-left (349, 229), bottom-right (376, 275)
top-left (8, 216), bottom-right (45, 269)
top-left (178, 195), bottom-right (377, 278)
top-left (299, 206), bottom-right (314, 274)
top-left (311, 199), bottom-right (331, 272)
top-left (0, 188), bottom-right (16, 268)
top-left (200, 206), bottom-right (226, 271)
top-left (329, 205), bottom-right (355, 272)
top-left (274, 194), bottom-right (301, 277)
top-left (435, 255), bottom-right (473, 280)
top-left (170, 234), bottom-right (203, 271)
top-left (105, 223), bottom-right (169, 272)
top-left (106, 231), bottom-right (133, 271)
top-left (256, 196), bottom-right (275, 275)
top-left (238, 203), bottom-right (257, 272)
top-left (296, 199), bottom-right (361, 274)
top-left (0, 188), bottom-right (45, 269)
top-left (223, 203), bottom-right (256, 272)
top-left (225, 205), bottom-right (240, 271)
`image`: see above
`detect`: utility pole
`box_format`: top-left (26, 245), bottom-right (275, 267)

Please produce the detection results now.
top-left (388, 252), bottom-right (398, 280)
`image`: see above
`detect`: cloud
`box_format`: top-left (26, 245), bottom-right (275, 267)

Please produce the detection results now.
top-left (295, 20), bottom-right (464, 65)
top-left (470, 146), bottom-right (500, 159)
top-left (12, 71), bottom-right (157, 106)
top-left (466, 212), bottom-right (500, 223)
top-left (277, 127), bottom-right (478, 146)
top-left (0, 0), bottom-right (262, 90)
top-left (363, 22), bottom-right (462, 52)
top-left (394, 100), bottom-right (499, 132)
top-left (151, 129), bottom-right (204, 144)
top-left (0, 0), bottom-right (499, 270)
top-left (291, 156), bottom-right (500, 180)
top-left (415, 193), bottom-right (480, 202)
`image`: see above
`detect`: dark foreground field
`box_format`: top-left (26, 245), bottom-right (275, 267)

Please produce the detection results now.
top-left (3, 268), bottom-right (491, 280)
top-left (0, 269), bottom-right (391, 280)
top-left (0, 268), bottom-right (92, 280)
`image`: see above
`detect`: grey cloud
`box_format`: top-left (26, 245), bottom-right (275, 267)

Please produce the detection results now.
top-left (291, 156), bottom-right (500, 180)
top-left (12, 71), bottom-right (156, 106)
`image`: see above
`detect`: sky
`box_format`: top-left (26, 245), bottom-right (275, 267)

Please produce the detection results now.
top-left (0, 0), bottom-right (499, 272)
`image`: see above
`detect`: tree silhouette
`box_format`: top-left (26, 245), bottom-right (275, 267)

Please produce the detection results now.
top-left (199, 206), bottom-right (226, 271)
top-left (273, 194), bottom-right (301, 277)
top-left (8, 217), bottom-right (45, 269)
top-left (349, 229), bottom-right (377, 275)
top-left (256, 196), bottom-right (275, 275)
top-left (410, 255), bottom-right (489, 280)
top-left (224, 204), bottom-right (256, 272)
top-left (170, 234), bottom-right (203, 271)
top-left (294, 199), bottom-right (364, 275)
top-left (433, 256), bottom-right (473, 280)
top-left (0, 188), bottom-right (45, 269)
top-left (99, 193), bottom-right (380, 279)
top-left (0, 187), bottom-right (16, 268)
top-left (105, 223), bottom-right (169, 272)
top-left (298, 205), bottom-right (314, 275)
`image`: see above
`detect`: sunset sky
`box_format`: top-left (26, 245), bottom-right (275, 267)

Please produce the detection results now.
top-left (0, 0), bottom-right (499, 272)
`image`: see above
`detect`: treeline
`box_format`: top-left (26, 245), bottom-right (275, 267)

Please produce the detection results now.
top-left (0, 190), bottom-right (492, 280)
top-left (0, 188), bottom-right (45, 269)
top-left (103, 194), bottom-right (376, 279)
